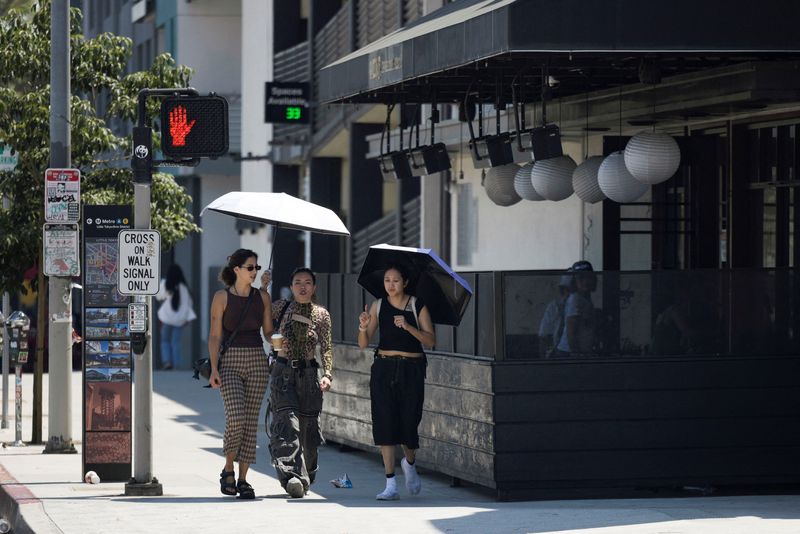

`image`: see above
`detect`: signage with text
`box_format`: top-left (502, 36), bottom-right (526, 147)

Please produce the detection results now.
top-left (43, 223), bottom-right (80, 277)
top-left (265, 82), bottom-right (309, 124)
top-left (117, 230), bottom-right (160, 295)
top-left (45, 168), bottom-right (81, 223)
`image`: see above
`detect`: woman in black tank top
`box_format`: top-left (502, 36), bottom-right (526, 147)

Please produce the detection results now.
top-left (357, 265), bottom-right (435, 500)
top-left (207, 249), bottom-right (273, 499)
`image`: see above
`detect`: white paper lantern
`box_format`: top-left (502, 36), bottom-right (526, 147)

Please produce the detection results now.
top-left (572, 156), bottom-right (606, 204)
top-left (598, 151), bottom-right (649, 203)
top-left (484, 164), bottom-right (522, 206)
top-left (531, 156), bottom-right (576, 201)
top-left (624, 131), bottom-right (681, 184)
top-left (513, 163), bottom-right (544, 201)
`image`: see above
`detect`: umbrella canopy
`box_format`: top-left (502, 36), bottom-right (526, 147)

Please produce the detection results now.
top-left (357, 244), bottom-right (472, 326)
top-left (200, 191), bottom-right (350, 236)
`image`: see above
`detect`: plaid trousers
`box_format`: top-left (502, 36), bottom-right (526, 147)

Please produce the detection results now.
top-left (219, 346), bottom-right (269, 464)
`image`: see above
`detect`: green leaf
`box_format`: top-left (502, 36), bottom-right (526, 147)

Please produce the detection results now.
top-left (0, 0), bottom-right (200, 295)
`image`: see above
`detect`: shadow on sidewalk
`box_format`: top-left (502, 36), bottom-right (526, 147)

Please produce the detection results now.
top-left (152, 371), bottom-right (800, 532)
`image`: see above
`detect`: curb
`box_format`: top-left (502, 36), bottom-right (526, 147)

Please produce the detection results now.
top-left (0, 463), bottom-right (61, 534)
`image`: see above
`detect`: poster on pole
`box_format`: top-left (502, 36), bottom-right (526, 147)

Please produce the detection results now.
top-left (43, 223), bottom-right (80, 277)
top-left (45, 168), bottom-right (81, 223)
top-left (83, 205), bottom-right (132, 482)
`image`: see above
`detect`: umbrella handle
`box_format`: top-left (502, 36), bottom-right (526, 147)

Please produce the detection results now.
top-left (268, 226), bottom-right (278, 270)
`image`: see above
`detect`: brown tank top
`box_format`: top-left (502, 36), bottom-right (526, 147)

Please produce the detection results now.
top-left (222, 289), bottom-right (265, 347)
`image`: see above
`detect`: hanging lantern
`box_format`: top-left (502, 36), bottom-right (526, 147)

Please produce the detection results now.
top-left (513, 163), bottom-right (544, 201)
top-left (624, 131), bottom-right (681, 184)
top-left (484, 164), bottom-right (522, 206)
top-left (531, 156), bottom-right (576, 201)
top-left (598, 151), bottom-right (649, 203)
top-left (572, 156), bottom-right (606, 204)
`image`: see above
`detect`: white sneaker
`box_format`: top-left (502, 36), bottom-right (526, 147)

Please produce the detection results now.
top-left (401, 458), bottom-right (421, 495)
top-left (376, 487), bottom-right (399, 500)
top-left (376, 477), bottom-right (399, 500)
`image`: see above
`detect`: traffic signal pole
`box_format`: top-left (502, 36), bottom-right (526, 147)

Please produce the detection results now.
top-left (125, 88), bottom-right (197, 496)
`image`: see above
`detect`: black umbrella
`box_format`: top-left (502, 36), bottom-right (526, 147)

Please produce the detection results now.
top-left (357, 244), bottom-right (473, 326)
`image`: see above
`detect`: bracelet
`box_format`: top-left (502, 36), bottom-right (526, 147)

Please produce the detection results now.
top-left (358, 326), bottom-right (367, 332)
top-left (323, 373), bottom-right (332, 381)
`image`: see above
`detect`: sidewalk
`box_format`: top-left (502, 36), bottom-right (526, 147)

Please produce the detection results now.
top-left (1, 371), bottom-right (799, 534)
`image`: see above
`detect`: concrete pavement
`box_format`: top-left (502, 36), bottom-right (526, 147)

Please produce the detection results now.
top-left (1, 370), bottom-right (800, 533)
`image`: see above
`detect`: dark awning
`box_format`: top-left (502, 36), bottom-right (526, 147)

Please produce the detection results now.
top-left (319, 0), bottom-right (800, 104)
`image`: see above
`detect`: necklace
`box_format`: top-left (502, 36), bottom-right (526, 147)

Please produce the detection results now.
top-left (232, 285), bottom-right (247, 297)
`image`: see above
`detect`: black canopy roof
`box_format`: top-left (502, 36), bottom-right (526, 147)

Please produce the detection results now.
top-left (319, 0), bottom-right (800, 105)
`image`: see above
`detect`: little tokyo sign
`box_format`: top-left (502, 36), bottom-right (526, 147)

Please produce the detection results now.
top-left (117, 230), bottom-right (160, 295)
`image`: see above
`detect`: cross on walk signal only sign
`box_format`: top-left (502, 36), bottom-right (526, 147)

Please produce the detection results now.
top-left (117, 230), bottom-right (161, 295)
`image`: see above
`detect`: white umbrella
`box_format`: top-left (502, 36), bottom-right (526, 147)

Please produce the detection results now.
top-left (201, 191), bottom-right (350, 268)
top-left (200, 191), bottom-right (350, 236)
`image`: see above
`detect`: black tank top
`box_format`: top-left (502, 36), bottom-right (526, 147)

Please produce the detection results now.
top-left (222, 289), bottom-right (265, 347)
top-left (377, 296), bottom-right (424, 353)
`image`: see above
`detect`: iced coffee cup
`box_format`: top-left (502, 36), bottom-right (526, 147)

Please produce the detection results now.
top-left (271, 333), bottom-right (284, 351)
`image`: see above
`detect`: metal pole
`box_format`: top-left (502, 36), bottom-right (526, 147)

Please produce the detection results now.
top-left (44, 0), bottom-right (76, 454)
top-left (131, 183), bottom-right (157, 490)
top-left (1, 270), bottom-right (9, 429)
top-left (13, 364), bottom-right (24, 447)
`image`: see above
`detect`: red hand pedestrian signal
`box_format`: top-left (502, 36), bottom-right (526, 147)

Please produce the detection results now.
top-left (160, 95), bottom-right (229, 159)
top-left (168, 105), bottom-right (196, 146)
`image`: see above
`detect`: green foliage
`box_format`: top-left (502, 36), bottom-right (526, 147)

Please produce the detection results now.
top-left (0, 1), bottom-right (201, 295)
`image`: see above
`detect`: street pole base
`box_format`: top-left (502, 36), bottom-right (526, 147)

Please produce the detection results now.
top-left (5, 440), bottom-right (26, 447)
top-left (124, 478), bottom-right (163, 496)
top-left (43, 437), bottom-right (77, 454)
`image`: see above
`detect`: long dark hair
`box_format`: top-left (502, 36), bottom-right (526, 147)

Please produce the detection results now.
top-left (218, 249), bottom-right (258, 287)
top-left (165, 264), bottom-right (188, 311)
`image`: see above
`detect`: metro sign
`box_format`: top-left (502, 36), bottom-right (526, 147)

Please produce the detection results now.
top-left (160, 95), bottom-right (229, 159)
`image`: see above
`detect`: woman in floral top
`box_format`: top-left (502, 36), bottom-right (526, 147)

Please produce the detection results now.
top-left (260, 267), bottom-right (332, 498)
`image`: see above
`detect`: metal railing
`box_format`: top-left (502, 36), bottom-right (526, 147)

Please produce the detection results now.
top-left (317, 267), bottom-right (800, 361)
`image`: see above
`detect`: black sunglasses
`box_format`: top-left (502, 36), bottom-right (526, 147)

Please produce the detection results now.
top-left (240, 264), bottom-right (262, 272)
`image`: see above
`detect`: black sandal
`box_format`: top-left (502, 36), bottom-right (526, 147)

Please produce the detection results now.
top-left (236, 480), bottom-right (255, 500)
top-left (219, 470), bottom-right (237, 496)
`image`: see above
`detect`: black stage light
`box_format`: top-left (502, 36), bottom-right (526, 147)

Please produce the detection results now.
top-left (379, 151), bottom-right (413, 181)
top-left (470, 134), bottom-right (514, 168)
top-left (530, 124), bottom-right (563, 161)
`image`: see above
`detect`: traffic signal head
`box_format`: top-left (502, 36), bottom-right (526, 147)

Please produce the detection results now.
top-left (160, 95), bottom-right (229, 159)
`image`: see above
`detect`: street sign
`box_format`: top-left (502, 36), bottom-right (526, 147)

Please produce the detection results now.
top-left (128, 303), bottom-right (147, 333)
top-left (0, 144), bottom-right (18, 172)
top-left (43, 223), bottom-right (80, 277)
top-left (45, 168), bottom-right (81, 223)
top-left (117, 230), bottom-right (160, 295)
top-left (265, 82), bottom-right (310, 124)
top-left (160, 95), bottom-right (229, 159)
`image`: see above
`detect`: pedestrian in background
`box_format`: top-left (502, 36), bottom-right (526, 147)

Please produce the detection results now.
top-left (261, 267), bottom-right (333, 499)
top-left (555, 260), bottom-right (598, 357)
top-left (155, 264), bottom-right (196, 370)
top-left (537, 272), bottom-right (572, 357)
top-left (208, 249), bottom-right (272, 499)
top-left (357, 264), bottom-right (435, 500)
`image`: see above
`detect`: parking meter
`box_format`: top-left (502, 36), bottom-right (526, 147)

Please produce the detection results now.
top-left (5, 310), bottom-right (30, 446)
